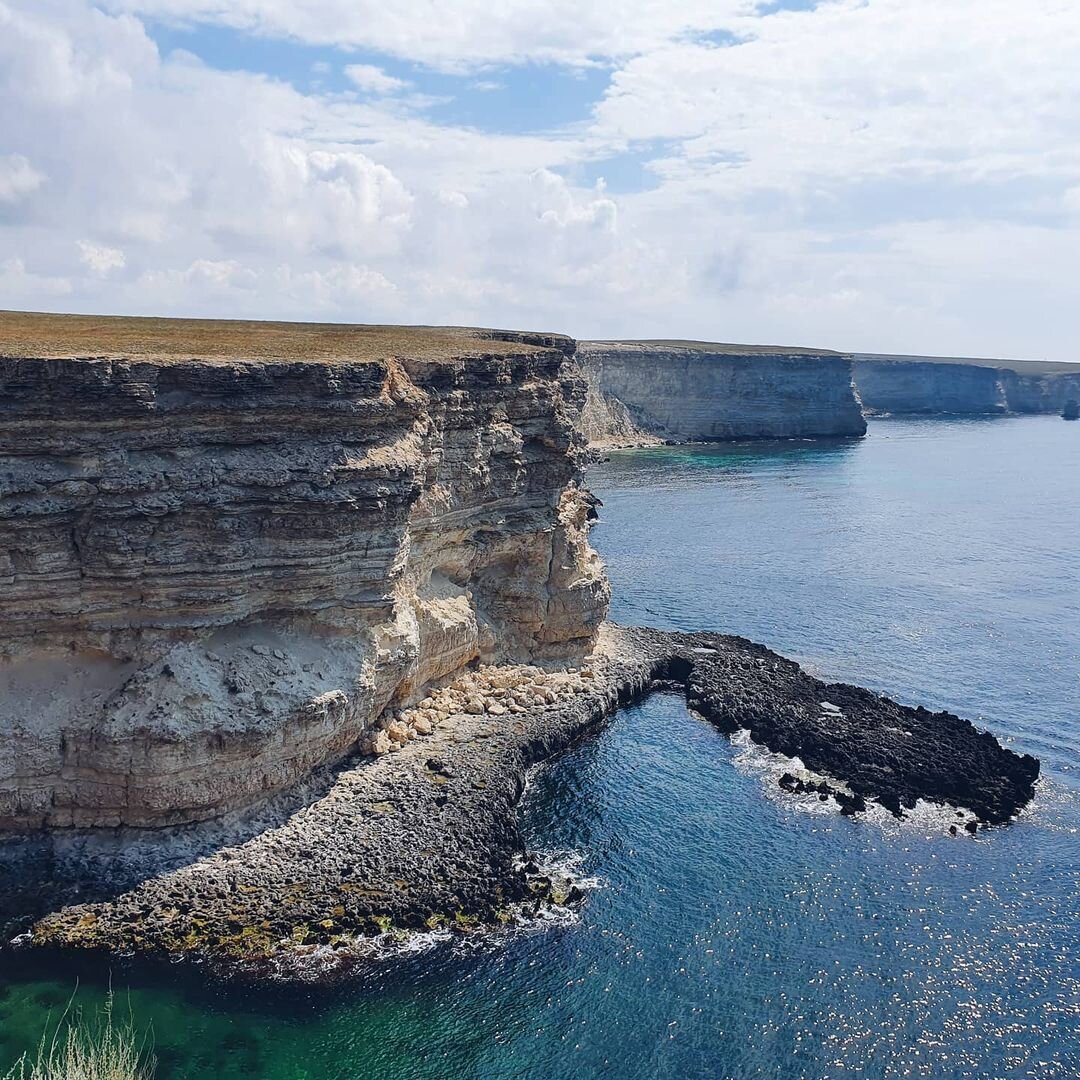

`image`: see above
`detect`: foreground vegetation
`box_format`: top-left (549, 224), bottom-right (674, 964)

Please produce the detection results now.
top-left (3, 990), bottom-right (154, 1080)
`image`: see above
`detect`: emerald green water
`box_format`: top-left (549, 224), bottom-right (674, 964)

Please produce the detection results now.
top-left (2, 416), bottom-right (1078, 1078)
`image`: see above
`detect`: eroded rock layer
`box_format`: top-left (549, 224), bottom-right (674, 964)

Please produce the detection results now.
top-left (577, 340), bottom-right (867, 444)
top-left (0, 312), bottom-right (609, 831)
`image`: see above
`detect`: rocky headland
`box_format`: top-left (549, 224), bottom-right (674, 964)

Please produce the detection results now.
top-left (576, 340), bottom-right (1080, 447)
top-left (0, 310), bottom-right (1040, 978)
top-left (0, 311), bottom-right (608, 835)
top-left (15, 625), bottom-right (1039, 975)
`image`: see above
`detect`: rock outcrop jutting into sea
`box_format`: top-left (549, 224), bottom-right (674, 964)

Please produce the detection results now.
top-left (578, 340), bottom-right (868, 445)
top-left (25, 625), bottom-right (1038, 971)
top-left (0, 311), bottom-right (609, 831)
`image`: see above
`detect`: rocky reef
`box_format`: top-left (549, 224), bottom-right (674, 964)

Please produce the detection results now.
top-left (853, 353), bottom-right (1080, 416)
top-left (577, 340), bottom-right (867, 445)
top-left (18, 625), bottom-right (1038, 974)
top-left (0, 311), bottom-right (608, 832)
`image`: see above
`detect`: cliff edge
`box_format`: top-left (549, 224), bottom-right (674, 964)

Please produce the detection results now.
top-left (0, 312), bottom-right (1040, 976)
top-left (852, 352), bottom-right (1080, 416)
top-left (0, 311), bottom-right (609, 831)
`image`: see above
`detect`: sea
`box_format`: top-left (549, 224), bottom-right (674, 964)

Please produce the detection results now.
top-left (1, 415), bottom-right (1078, 1079)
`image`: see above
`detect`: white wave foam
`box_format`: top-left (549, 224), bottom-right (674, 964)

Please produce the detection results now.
top-left (729, 728), bottom-right (986, 837)
top-left (263, 846), bottom-right (603, 981)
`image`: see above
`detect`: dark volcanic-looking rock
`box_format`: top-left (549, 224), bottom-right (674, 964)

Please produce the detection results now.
top-left (681, 631), bottom-right (1039, 825)
top-left (16, 625), bottom-right (1038, 975)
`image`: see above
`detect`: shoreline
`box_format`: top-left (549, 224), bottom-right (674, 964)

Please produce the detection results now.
top-left (4, 623), bottom-right (1038, 982)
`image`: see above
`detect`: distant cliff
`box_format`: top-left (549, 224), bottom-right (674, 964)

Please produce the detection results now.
top-left (853, 353), bottom-right (1080, 416)
top-left (578, 340), bottom-right (867, 444)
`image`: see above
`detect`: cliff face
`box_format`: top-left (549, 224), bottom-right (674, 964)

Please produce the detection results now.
top-left (0, 313), bottom-right (609, 831)
top-left (578, 341), bottom-right (867, 443)
top-left (1003, 370), bottom-right (1080, 415)
top-left (852, 358), bottom-right (1004, 415)
top-left (853, 354), bottom-right (1080, 415)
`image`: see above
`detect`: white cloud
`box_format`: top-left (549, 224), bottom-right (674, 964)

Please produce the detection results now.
top-left (1, 0), bottom-right (1079, 362)
top-left (533, 170), bottom-right (616, 233)
top-left (0, 153), bottom-right (44, 202)
top-left (0, 256), bottom-right (72, 303)
top-left (101, 0), bottom-right (752, 70)
top-left (344, 63), bottom-right (408, 95)
top-left (77, 240), bottom-right (126, 273)
top-left (594, 0), bottom-right (1080, 192)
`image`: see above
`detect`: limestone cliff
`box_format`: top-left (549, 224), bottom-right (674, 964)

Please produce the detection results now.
top-left (577, 340), bottom-right (867, 443)
top-left (578, 361), bottom-right (661, 448)
top-left (0, 311), bottom-right (609, 831)
top-left (853, 353), bottom-right (1080, 415)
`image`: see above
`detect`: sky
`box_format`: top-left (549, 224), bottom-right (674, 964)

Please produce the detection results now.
top-left (1, 0), bottom-right (1079, 360)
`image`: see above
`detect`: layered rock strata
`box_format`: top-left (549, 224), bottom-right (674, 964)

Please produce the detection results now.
top-left (19, 623), bottom-right (1038, 974)
top-left (577, 340), bottom-right (867, 444)
top-left (853, 353), bottom-right (1080, 415)
top-left (0, 312), bottom-right (609, 832)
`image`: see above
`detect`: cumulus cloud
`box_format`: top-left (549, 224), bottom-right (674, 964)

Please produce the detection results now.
top-left (101, 0), bottom-right (752, 70)
top-left (0, 153), bottom-right (45, 203)
top-left (0, 256), bottom-right (72, 304)
top-left (595, 0), bottom-right (1080, 192)
top-left (77, 240), bottom-right (126, 273)
top-left (1, 0), bottom-right (1079, 361)
top-left (344, 63), bottom-right (409, 95)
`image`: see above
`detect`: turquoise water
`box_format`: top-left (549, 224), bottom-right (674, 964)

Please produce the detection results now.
top-left (2, 416), bottom-right (1079, 1078)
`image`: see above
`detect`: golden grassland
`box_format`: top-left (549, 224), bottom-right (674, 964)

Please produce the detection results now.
top-left (0, 310), bottom-right (548, 365)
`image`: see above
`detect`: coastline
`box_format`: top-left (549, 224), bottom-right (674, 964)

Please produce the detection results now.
top-left (7, 622), bottom-right (1038, 980)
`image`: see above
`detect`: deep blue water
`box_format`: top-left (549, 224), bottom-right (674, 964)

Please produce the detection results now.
top-left (1, 416), bottom-right (1078, 1078)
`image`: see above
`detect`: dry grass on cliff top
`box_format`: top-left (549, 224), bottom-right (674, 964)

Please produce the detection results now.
top-left (602, 338), bottom-right (844, 357)
top-left (0, 310), bottom-right (557, 364)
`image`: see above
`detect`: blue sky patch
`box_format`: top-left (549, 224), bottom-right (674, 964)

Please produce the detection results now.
top-left (149, 21), bottom-right (612, 137)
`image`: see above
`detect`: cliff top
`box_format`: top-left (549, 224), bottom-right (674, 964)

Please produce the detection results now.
top-left (853, 352), bottom-right (1080, 376)
top-left (584, 339), bottom-right (845, 357)
top-left (0, 310), bottom-right (567, 364)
